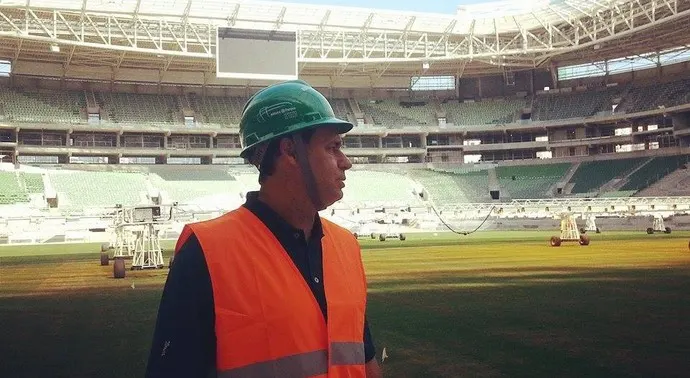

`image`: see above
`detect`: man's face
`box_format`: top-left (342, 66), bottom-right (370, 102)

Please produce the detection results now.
top-left (306, 125), bottom-right (352, 209)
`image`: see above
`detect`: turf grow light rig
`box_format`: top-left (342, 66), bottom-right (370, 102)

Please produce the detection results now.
top-left (549, 213), bottom-right (590, 247)
top-left (100, 204), bottom-right (176, 279)
top-left (646, 214), bottom-right (672, 234)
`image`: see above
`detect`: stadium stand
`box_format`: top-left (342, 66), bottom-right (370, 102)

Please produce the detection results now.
top-left (440, 98), bottom-right (527, 125)
top-left (3, 165), bottom-right (426, 210)
top-left (532, 87), bottom-right (621, 120)
top-left (0, 87), bottom-right (85, 124)
top-left (408, 169), bottom-right (471, 203)
top-left (331, 99), bottom-right (355, 124)
top-left (620, 155), bottom-right (690, 192)
top-left (358, 100), bottom-right (433, 127)
top-left (634, 164), bottom-right (690, 197)
top-left (568, 158), bottom-right (648, 194)
top-left (453, 171), bottom-right (492, 202)
top-left (47, 170), bottom-right (151, 209)
top-left (99, 92), bottom-right (178, 127)
top-left (411, 169), bottom-right (491, 203)
top-left (147, 175), bottom-right (246, 206)
top-left (18, 172), bottom-right (44, 194)
top-left (618, 79), bottom-right (690, 113)
top-left (342, 170), bottom-right (421, 206)
top-left (2, 72), bottom-right (690, 211)
top-left (0, 171), bottom-right (29, 204)
top-left (0, 155), bottom-right (687, 212)
top-left (496, 163), bottom-right (572, 199)
top-left (192, 95), bottom-right (245, 127)
top-left (2, 78), bottom-right (690, 130)
top-left (147, 165), bottom-right (234, 181)
top-left (143, 166), bottom-right (248, 206)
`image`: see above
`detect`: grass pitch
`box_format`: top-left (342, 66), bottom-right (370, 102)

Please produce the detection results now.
top-left (1, 231), bottom-right (690, 377)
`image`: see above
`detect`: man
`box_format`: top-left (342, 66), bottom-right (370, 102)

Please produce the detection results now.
top-left (146, 80), bottom-right (382, 378)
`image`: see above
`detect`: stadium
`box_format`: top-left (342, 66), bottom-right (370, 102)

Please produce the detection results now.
top-left (1, 0), bottom-right (690, 376)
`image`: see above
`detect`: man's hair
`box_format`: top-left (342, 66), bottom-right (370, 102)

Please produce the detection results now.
top-left (256, 128), bottom-right (315, 184)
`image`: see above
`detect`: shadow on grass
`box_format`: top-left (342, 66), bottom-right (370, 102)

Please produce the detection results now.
top-left (367, 265), bottom-right (690, 378)
top-left (0, 266), bottom-right (688, 378)
top-left (0, 287), bottom-right (162, 378)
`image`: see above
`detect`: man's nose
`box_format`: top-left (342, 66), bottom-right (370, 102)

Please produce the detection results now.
top-left (340, 153), bottom-right (352, 170)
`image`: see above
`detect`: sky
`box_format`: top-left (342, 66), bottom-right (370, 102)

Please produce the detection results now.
top-left (286, 0), bottom-right (491, 14)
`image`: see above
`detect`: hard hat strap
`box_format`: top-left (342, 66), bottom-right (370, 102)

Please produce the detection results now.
top-left (292, 133), bottom-right (323, 211)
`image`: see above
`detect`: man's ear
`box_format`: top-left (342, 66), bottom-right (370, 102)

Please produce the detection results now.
top-left (278, 138), bottom-right (297, 161)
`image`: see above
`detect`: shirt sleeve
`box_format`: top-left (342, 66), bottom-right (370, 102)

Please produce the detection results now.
top-left (145, 234), bottom-right (216, 378)
top-left (364, 316), bottom-right (377, 363)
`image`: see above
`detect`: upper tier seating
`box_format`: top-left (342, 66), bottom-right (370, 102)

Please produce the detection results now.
top-left (358, 100), bottom-right (434, 127)
top-left (193, 96), bottom-right (246, 127)
top-left (331, 99), bottom-right (355, 124)
top-left (1, 78), bottom-right (690, 129)
top-left (440, 99), bottom-right (527, 125)
top-left (532, 88), bottom-right (621, 121)
top-left (99, 92), bottom-right (178, 126)
top-left (618, 79), bottom-right (690, 113)
top-left (0, 87), bottom-right (85, 124)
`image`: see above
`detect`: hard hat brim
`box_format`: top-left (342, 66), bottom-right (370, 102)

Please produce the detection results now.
top-left (240, 116), bottom-right (353, 159)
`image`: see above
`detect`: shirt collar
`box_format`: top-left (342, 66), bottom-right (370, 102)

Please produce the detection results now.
top-left (242, 191), bottom-right (324, 241)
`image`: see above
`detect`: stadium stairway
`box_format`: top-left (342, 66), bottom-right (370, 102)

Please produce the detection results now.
top-left (487, 167), bottom-right (500, 199)
top-left (558, 162), bottom-right (581, 195)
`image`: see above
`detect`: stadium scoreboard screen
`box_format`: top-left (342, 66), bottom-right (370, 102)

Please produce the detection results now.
top-left (216, 27), bottom-right (298, 81)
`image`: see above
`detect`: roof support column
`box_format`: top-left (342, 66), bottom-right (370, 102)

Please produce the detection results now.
top-left (549, 61), bottom-right (558, 90)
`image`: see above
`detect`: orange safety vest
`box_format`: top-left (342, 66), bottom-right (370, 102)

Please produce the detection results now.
top-left (175, 206), bottom-right (367, 378)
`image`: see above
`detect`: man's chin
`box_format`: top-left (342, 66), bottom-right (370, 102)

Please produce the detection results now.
top-left (320, 191), bottom-right (343, 210)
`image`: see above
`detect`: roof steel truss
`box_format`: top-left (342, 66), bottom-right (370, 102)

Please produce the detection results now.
top-left (0, 0), bottom-right (687, 75)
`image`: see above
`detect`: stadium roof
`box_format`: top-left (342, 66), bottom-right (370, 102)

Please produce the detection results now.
top-left (2, 0), bottom-right (627, 35)
top-left (0, 0), bottom-right (689, 85)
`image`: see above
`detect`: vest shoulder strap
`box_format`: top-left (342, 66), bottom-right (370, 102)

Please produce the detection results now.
top-left (174, 208), bottom-right (249, 254)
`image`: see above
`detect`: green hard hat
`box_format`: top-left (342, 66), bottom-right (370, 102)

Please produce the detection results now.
top-left (239, 80), bottom-right (353, 159)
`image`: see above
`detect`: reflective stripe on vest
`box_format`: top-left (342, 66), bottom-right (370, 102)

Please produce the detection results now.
top-left (178, 207), bottom-right (367, 378)
top-left (331, 342), bottom-right (366, 365)
top-left (217, 342), bottom-right (364, 378)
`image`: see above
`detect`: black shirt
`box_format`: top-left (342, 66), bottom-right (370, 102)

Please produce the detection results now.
top-left (145, 192), bottom-right (376, 378)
